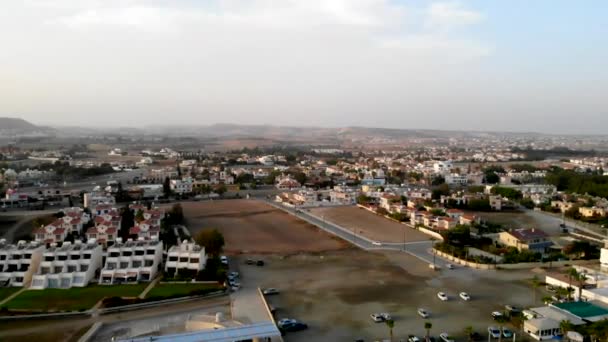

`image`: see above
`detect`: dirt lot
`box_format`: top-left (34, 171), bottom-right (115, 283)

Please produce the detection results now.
top-left (309, 206), bottom-right (431, 243)
top-left (236, 250), bottom-right (542, 342)
top-left (180, 200), bottom-right (349, 255)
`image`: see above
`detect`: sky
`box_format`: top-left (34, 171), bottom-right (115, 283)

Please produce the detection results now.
top-left (1, 0), bottom-right (607, 134)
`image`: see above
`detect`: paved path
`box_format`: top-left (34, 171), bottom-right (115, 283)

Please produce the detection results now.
top-left (138, 276), bottom-right (161, 299)
top-left (0, 287), bottom-right (25, 306)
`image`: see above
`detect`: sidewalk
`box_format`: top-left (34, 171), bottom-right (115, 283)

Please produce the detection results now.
top-left (138, 276), bottom-right (161, 299)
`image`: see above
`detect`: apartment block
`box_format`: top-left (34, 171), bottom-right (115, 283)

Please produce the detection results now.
top-left (100, 238), bottom-right (163, 284)
top-left (30, 240), bottom-right (103, 289)
top-left (0, 240), bottom-right (45, 287)
top-left (165, 241), bottom-right (207, 277)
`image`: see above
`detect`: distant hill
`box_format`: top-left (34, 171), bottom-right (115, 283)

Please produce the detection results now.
top-left (0, 117), bottom-right (38, 130)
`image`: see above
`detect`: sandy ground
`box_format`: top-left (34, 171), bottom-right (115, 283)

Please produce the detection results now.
top-left (238, 250), bottom-right (542, 342)
top-left (309, 206), bottom-right (431, 243)
top-left (180, 200), bottom-right (349, 255)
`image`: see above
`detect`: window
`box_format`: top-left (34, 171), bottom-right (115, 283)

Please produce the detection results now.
top-left (120, 262), bottom-right (129, 269)
top-left (83, 254), bottom-right (91, 259)
top-left (135, 250), bottom-right (144, 256)
top-left (144, 260), bottom-right (153, 267)
top-left (107, 263), bottom-right (116, 270)
top-left (0, 255), bottom-right (5, 260)
top-left (58, 255), bottom-right (67, 261)
top-left (44, 256), bottom-right (55, 261)
top-left (109, 252), bottom-right (120, 257)
top-left (190, 258), bottom-right (199, 264)
top-left (54, 267), bottom-right (63, 273)
top-left (11, 255), bottom-right (21, 260)
top-left (179, 257), bottom-right (188, 262)
top-left (24, 253), bottom-right (32, 259)
top-left (71, 255), bottom-right (80, 260)
top-left (67, 266), bottom-right (77, 272)
top-left (146, 249), bottom-right (155, 255)
top-left (132, 261), bottom-right (142, 268)
top-left (55, 234), bottom-right (62, 240)
top-left (122, 251), bottom-right (132, 257)
top-left (169, 256), bottom-right (178, 262)
top-left (80, 265), bottom-right (88, 272)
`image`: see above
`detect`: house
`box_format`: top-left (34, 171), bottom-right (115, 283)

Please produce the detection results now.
top-left (435, 217), bottom-right (457, 230)
top-left (0, 240), bottom-right (45, 287)
top-left (489, 195), bottom-right (502, 211)
top-left (30, 241), bottom-right (103, 289)
top-left (100, 238), bottom-right (163, 284)
top-left (33, 223), bottom-right (69, 244)
top-left (459, 214), bottom-right (480, 226)
top-left (445, 174), bottom-right (468, 186)
top-left (86, 224), bottom-right (119, 246)
top-left (329, 186), bottom-right (358, 205)
top-left (129, 221), bottom-right (160, 240)
top-left (165, 241), bottom-right (207, 277)
top-left (579, 206), bottom-right (606, 218)
top-left (523, 304), bottom-right (587, 340)
top-left (275, 175), bottom-right (301, 190)
top-left (379, 194), bottom-right (401, 211)
top-left (171, 179), bottom-right (193, 195)
top-left (498, 228), bottom-right (553, 253)
top-left (446, 209), bottom-right (464, 220)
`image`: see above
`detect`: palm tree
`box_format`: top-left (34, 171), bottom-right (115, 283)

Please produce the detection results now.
top-left (425, 322), bottom-right (433, 342)
top-left (560, 320), bottom-right (574, 340)
top-left (567, 268), bottom-right (585, 301)
top-left (385, 319), bottom-right (395, 342)
top-left (464, 326), bottom-right (473, 342)
top-left (542, 295), bottom-right (553, 305)
top-left (531, 275), bottom-right (541, 305)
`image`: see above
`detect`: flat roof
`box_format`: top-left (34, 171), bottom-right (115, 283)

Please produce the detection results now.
top-left (117, 321), bottom-right (280, 342)
top-left (553, 301), bottom-right (608, 321)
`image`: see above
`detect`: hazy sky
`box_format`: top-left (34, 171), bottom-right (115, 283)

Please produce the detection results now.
top-left (1, 1), bottom-right (607, 133)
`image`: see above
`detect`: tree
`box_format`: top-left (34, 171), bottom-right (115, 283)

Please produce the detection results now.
top-left (568, 268), bottom-right (586, 301)
top-left (464, 326), bottom-right (473, 342)
top-left (560, 320), bottom-right (574, 336)
top-left (376, 207), bottom-right (389, 216)
top-left (531, 275), bottom-right (542, 305)
top-left (120, 206), bottom-right (135, 240)
top-left (166, 203), bottom-right (184, 225)
top-left (424, 322), bottom-right (432, 342)
top-left (194, 229), bottom-right (225, 257)
top-left (216, 184), bottom-right (227, 197)
top-left (385, 319), bottom-right (394, 342)
top-left (135, 209), bottom-right (145, 223)
top-left (163, 177), bottom-right (172, 198)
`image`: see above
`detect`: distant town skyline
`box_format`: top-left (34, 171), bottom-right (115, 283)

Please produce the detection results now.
top-left (1, 1), bottom-right (607, 134)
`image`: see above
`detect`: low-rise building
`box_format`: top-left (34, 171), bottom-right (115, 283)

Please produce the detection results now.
top-left (0, 240), bottom-right (45, 287)
top-left (165, 241), bottom-right (207, 277)
top-left (100, 238), bottom-right (163, 284)
top-left (30, 240), bottom-right (103, 289)
top-left (33, 223), bottom-right (69, 244)
top-left (498, 228), bottom-right (553, 253)
top-left (579, 206), bottom-right (606, 218)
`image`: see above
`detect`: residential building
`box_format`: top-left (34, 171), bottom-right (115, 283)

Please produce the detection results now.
top-left (129, 221), bottom-right (160, 240)
top-left (171, 178), bottom-right (194, 195)
top-left (165, 241), bottom-right (207, 277)
top-left (445, 173), bottom-right (468, 186)
top-left (100, 238), bottom-right (163, 284)
top-left (0, 240), bottom-right (45, 287)
top-left (579, 206), bottom-right (606, 218)
top-left (83, 192), bottom-right (116, 209)
top-left (275, 175), bottom-right (301, 190)
top-left (33, 223), bottom-right (69, 244)
top-left (86, 223), bottom-right (118, 246)
top-left (30, 241), bottom-right (103, 289)
top-left (329, 186), bottom-right (358, 205)
top-left (498, 228), bottom-right (553, 253)
top-left (489, 195), bottom-right (502, 211)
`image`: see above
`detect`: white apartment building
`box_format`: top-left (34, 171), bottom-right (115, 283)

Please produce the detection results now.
top-left (83, 192), bottom-right (116, 209)
top-left (0, 240), bottom-right (45, 287)
top-left (165, 241), bottom-right (207, 277)
top-left (445, 173), bottom-right (469, 186)
top-left (171, 179), bottom-right (194, 195)
top-left (30, 240), bottom-right (103, 289)
top-left (330, 187), bottom-right (358, 205)
top-left (100, 238), bottom-right (163, 284)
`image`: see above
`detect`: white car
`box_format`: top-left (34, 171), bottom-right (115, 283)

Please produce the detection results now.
top-left (437, 292), bottom-right (448, 301)
top-left (409, 336), bottom-right (421, 342)
top-left (460, 292), bottom-right (471, 301)
top-left (488, 327), bottom-right (501, 339)
top-left (372, 241), bottom-right (382, 246)
top-left (491, 311), bottom-right (504, 320)
top-left (220, 256), bottom-right (228, 264)
top-left (370, 313), bottom-right (391, 322)
top-left (446, 264), bottom-right (454, 269)
top-left (277, 318), bottom-right (297, 328)
top-left (440, 333), bottom-right (454, 342)
top-left (228, 271), bottom-right (239, 278)
top-left (417, 308), bottom-right (429, 318)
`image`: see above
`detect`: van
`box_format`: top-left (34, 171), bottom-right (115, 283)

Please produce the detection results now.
top-left (523, 310), bottom-right (536, 320)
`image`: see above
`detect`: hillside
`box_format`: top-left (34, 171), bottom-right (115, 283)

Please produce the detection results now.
top-left (0, 117), bottom-right (37, 130)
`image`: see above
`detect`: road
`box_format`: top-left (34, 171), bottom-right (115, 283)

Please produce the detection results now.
top-left (525, 208), bottom-right (607, 239)
top-left (263, 200), bottom-right (451, 268)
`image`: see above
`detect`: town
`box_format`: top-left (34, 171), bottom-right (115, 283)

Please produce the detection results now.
top-left (2, 125), bottom-right (608, 342)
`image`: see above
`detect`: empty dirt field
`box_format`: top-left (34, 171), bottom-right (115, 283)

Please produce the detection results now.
top-left (180, 200), bottom-right (349, 255)
top-left (309, 206), bottom-right (430, 243)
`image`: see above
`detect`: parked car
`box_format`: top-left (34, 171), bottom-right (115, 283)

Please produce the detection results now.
top-left (417, 308), bottom-right (429, 318)
top-left (220, 256), bottom-right (228, 265)
top-left (502, 328), bottom-right (513, 338)
top-left (469, 332), bottom-right (483, 341)
top-left (439, 333), bottom-right (454, 342)
top-left (491, 311), bottom-right (504, 320)
top-left (459, 292), bottom-right (471, 301)
top-left (370, 313), bottom-right (391, 322)
top-left (488, 327), bottom-right (501, 339)
top-left (372, 241), bottom-right (382, 246)
top-left (228, 271), bottom-right (239, 278)
top-left (437, 292), bottom-right (448, 301)
top-left (230, 284), bottom-right (240, 291)
top-left (263, 288), bottom-right (280, 295)
top-left (446, 264), bottom-right (454, 270)
top-left (505, 305), bottom-right (521, 315)
top-left (277, 318), bottom-right (297, 328)
top-left (246, 259), bottom-right (255, 265)
top-left (281, 322), bottom-right (308, 332)
top-left (257, 260), bottom-right (265, 266)
top-left (409, 336), bottom-right (421, 342)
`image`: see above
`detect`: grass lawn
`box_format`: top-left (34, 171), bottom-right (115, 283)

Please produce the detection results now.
top-left (4, 284), bottom-right (147, 312)
top-left (145, 282), bottom-right (222, 299)
top-left (0, 287), bottom-right (20, 303)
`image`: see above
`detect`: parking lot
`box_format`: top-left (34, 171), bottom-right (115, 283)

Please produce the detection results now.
top-left (231, 250), bottom-right (542, 342)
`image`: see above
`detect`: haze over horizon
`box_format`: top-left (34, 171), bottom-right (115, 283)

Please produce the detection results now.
top-left (2, 1), bottom-right (607, 134)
